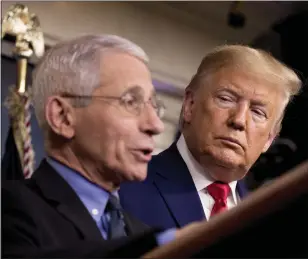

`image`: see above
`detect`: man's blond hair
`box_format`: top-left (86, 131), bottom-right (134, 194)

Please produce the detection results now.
top-left (179, 45), bottom-right (302, 131)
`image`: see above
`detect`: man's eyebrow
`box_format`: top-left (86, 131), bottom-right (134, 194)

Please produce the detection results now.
top-left (250, 99), bottom-right (268, 107)
top-left (126, 85), bottom-right (143, 91)
top-left (217, 87), bottom-right (241, 98)
top-left (122, 85), bottom-right (144, 95)
top-left (124, 85), bottom-right (157, 97)
top-left (218, 87), bottom-right (269, 106)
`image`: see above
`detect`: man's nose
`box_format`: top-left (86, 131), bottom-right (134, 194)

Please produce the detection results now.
top-left (141, 104), bottom-right (165, 135)
top-left (227, 104), bottom-right (247, 131)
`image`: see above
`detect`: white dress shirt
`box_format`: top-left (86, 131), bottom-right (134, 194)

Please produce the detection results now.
top-left (176, 134), bottom-right (240, 219)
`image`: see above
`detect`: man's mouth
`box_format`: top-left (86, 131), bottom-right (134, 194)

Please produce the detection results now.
top-left (218, 137), bottom-right (244, 150)
top-left (132, 148), bottom-right (154, 162)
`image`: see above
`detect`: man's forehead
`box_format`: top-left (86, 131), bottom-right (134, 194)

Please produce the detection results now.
top-left (96, 80), bottom-right (155, 96)
top-left (100, 50), bottom-right (148, 72)
top-left (209, 70), bottom-right (284, 97)
top-left (121, 85), bottom-right (156, 96)
top-left (97, 52), bottom-right (153, 95)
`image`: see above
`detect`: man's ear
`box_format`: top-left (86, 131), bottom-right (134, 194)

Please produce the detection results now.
top-left (262, 119), bottom-right (282, 153)
top-left (262, 131), bottom-right (278, 153)
top-left (45, 96), bottom-right (76, 139)
top-left (182, 89), bottom-right (195, 124)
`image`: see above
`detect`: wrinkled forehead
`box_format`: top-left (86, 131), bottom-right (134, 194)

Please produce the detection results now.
top-left (95, 51), bottom-right (154, 97)
top-left (204, 69), bottom-right (288, 99)
top-left (198, 69), bottom-right (289, 117)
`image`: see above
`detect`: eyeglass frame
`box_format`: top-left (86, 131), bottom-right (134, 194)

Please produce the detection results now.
top-left (60, 91), bottom-right (166, 119)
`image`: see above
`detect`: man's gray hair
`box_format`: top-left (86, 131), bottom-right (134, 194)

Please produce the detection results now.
top-left (32, 34), bottom-right (149, 130)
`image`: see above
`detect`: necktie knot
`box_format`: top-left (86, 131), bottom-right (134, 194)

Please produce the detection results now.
top-left (207, 182), bottom-right (231, 201)
top-left (106, 194), bottom-right (122, 212)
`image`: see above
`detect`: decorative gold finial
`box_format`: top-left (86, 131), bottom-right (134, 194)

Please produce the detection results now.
top-left (2, 3), bottom-right (45, 58)
top-left (1, 3), bottom-right (44, 178)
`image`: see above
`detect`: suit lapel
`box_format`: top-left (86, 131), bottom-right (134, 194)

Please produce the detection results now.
top-left (32, 160), bottom-right (103, 240)
top-left (236, 179), bottom-right (249, 198)
top-left (151, 144), bottom-right (205, 227)
top-left (122, 211), bottom-right (150, 236)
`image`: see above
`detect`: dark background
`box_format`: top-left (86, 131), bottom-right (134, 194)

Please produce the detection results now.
top-left (248, 10), bottom-right (308, 188)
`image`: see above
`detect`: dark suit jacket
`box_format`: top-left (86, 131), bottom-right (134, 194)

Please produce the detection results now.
top-left (2, 160), bottom-right (160, 258)
top-left (120, 143), bottom-right (248, 229)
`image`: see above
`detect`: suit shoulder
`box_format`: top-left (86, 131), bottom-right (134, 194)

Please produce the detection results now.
top-left (3, 178), bottom-right (37, 193)
top-left (148, 145), bottom-right (175, 171)
top-left (2, 179), bottom-right (42, 212)
top-left (2, 180), bottom-right (28, 197)
top-left (149, 147), bottom-right (172, 167)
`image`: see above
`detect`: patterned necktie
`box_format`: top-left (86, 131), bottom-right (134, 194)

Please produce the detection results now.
top-left (207, 181), bottom-right (231, 217)
top-left (105, 194), bottom-right (127, 239)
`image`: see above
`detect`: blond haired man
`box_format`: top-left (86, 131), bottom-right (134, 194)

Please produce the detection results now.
top-left (120, 45), bottom-right (302, 229)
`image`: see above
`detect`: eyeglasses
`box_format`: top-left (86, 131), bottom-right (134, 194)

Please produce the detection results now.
top-left (61, 91), bottom-right (166, 119)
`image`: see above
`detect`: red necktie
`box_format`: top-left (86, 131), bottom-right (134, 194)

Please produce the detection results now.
top-left (207, 182), bottom-right (231, 216)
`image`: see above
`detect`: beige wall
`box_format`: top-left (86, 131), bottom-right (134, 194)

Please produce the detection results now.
top-left (2, 2), bottom-right (229, 86)
top-left (1, 1), bottom-right (264, 152)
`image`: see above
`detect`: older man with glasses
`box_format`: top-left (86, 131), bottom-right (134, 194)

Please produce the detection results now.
top-left (2, 34), bottom-right (202, 258)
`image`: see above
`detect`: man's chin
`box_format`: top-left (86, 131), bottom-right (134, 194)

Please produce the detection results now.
top-left (123, 168), bottom-right (147, 183)
top-left (134, 169), bottom-right (148, 182)
top-left (214, 158), bottom-right (240, 169)
top-left (206, 148), bottom-right (243, 168)
top-left (201, 153), bottom-right (246, 177)
top-left (211, 160), bottom-right (247, 182)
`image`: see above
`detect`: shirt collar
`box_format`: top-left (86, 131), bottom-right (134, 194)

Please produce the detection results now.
top-left (46, 157), bottom-right (115, 219)
top-left (176, 134), bottom-right (238, 203)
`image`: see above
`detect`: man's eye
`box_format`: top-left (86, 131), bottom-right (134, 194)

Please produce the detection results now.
top-left (218, 95), bottom-right (233, 102)
top-left (252, 108), bottom-right (266, 118)
top-left (122, 93), bottom-right (140, 107)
